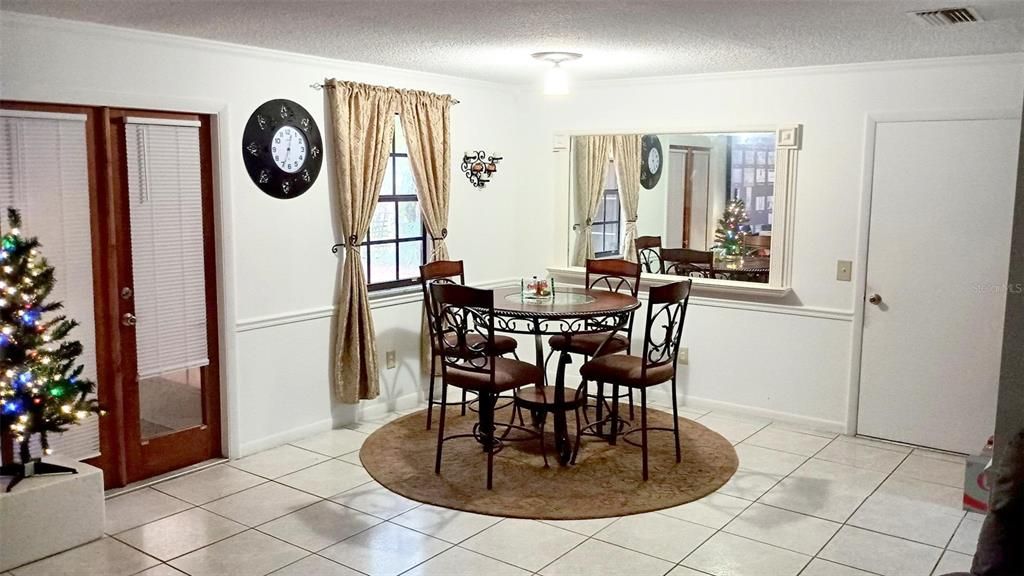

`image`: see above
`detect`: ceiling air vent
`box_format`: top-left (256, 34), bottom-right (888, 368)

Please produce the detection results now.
top-left (910, 7), bottom-right (982, 26)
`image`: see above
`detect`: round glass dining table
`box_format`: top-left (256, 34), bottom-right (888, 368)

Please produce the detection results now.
top-left (489, 286), bottom-right (641, 464)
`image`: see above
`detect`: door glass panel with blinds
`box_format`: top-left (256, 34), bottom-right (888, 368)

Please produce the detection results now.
top-left (124, 120), bottom-right (208, 439)
top-left (0, 111), bottom-right (100, 461)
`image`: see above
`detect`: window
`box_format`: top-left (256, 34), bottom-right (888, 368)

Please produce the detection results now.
top-left (591, 159), bottom-right (621, 258)
top-left (363, 118), bottom-right (426, 291)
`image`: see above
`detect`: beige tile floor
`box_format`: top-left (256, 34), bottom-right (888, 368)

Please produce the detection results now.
top-left (8, 402), bottom-right (979, 576)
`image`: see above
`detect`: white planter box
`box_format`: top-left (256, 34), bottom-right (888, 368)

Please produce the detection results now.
top-left (0, 456), bottom-right (104, 571)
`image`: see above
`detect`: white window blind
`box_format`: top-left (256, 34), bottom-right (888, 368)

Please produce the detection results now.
top-left (0, 111), bottom-right (100, 461)
top-left (125, 121), bottom-right (209, 379)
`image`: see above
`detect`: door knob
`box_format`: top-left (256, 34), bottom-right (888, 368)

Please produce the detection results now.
top-left (868, 294), bottom-right (883, 305)
top-left (122, 313), bottom-right (137, 327)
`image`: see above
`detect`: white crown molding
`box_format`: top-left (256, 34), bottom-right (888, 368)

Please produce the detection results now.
top-left (576, 52), bottom-right (1024, 90)
top-left (0, 11), bottom-right (516, 93)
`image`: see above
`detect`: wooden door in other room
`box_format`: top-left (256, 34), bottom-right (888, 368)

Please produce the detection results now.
top-left (858, 117), bottom-right (1019, 454)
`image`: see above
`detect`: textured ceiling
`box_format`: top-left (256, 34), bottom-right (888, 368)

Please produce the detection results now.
top-left (3, 0), bottom-right (1023, 83)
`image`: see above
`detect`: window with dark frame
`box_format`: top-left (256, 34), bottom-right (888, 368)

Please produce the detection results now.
top-left (362, 118), bottom-right (427, 291)
top-left (591, 159), bottom-right (621, 258)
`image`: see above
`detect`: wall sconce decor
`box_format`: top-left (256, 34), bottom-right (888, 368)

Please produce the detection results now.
top-left (462, 150), bottom-right (501, 188)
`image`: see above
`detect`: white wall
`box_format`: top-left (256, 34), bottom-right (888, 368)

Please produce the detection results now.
top-left (0, 13), bottom-right (529, 456)
top-left (523, 56), bottom-right (1024, 430)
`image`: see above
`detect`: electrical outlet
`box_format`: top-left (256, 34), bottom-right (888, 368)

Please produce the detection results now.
top-left (836, 260), bottom-right (853, 282)
top-left (678, 347), bottom-right (689, 365)
top-left (385, 350), bottom-right (396, 370)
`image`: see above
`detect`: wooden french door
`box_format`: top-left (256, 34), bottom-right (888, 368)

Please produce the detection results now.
top-left (103, 108), bottom-right (221, 484)
top-left (0, 102), bottom-right (221, 487)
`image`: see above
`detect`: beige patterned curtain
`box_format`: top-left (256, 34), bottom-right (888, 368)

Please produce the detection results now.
top-left (327, 79), bottom-right (398, 403)
top-left (571, 135), bottom-right (613, 266)
top-left (613, 134), bottom-right (642, 262)
top-left (398, 89), bottom-right (454, 374)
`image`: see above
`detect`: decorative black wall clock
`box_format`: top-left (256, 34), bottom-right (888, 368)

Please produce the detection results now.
top-left (640, 134), bottom-right (663, 190)
top-left (242, 99), bottom-right (323, 199)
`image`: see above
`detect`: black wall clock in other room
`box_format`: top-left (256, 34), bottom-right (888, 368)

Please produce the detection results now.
top-left (640, 134), bottom-right (663, 190)
top-left (242, 99), bottom-right (323, 199)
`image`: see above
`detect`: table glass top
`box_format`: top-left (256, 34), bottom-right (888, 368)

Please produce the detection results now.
top-left (503, 291), bottom-right (596, 306)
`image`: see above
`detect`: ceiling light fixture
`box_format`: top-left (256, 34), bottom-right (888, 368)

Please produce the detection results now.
top-left (532, 52), bottom-right (582, 96)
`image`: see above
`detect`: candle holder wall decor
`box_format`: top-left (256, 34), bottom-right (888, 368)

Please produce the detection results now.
top-left (461, 150), bottom-right (501, 188)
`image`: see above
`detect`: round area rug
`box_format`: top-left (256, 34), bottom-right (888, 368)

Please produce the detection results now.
top-left (359, 403), bottom-right (738, 519)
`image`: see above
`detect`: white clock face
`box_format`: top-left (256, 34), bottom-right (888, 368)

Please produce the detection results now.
top-left (271, 125), bottom-right (307, 174)
top-left (648, 147), bottom-right (661, 173)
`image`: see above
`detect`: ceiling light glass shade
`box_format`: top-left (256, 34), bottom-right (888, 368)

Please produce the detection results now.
top-left (544, 63), bottom-right (569, 95)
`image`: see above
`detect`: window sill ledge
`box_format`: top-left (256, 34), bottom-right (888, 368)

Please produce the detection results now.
top-left (368, 284), bottom-right (423, 309)
top-left (546, 265), bottom-right (792, 299)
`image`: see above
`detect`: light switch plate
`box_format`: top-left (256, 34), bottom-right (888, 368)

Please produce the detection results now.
top-left (678, 347), bottom-right (689, 365)
top-left (836, 260), bottom-right (853, 282)
top-left (385, 350), bottom-right (396, 370)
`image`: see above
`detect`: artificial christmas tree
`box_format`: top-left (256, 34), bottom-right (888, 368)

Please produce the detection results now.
top-left (0, 208), bottom-right (100, 491)
top-left (714, 198), bottom-right (750, 256)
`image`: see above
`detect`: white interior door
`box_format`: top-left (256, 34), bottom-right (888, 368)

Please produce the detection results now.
top-left (858, 117), bottom-right (1019, 453)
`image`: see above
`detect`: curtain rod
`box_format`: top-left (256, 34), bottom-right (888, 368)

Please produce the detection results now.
top-left (309, 83), bottom-right (460, 104)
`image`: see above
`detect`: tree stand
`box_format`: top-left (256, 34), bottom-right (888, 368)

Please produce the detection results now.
top-left (1, 435), bottom-right (77, 492)
top-left (1, 458), bottom-right (78, 492)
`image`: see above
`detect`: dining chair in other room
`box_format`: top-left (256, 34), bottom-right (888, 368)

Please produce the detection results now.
top-left (549, 259), bottom-right (641, 423)
top-left (574, 279), bottom-right (692, 480)
top-left (634, 236), bottom-right (663, 274)
top-left (430, 283), bottom-right (544, 489)
top-left (661, 248), bottom-right (715, 278)
top-left (419, 260), bottom-right (519, 430)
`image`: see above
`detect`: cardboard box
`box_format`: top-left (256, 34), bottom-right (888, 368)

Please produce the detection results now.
top-left (963, 436), bottom-right (994, 514)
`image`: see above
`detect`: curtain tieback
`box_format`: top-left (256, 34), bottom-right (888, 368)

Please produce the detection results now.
top-left (626, 219), bottom-right (638, 223)
top-left (331, 235), bottom-right (363, 254)
top-left (429, 229), bottom-right (448, 260)
top-left (572, 219), bottom-right (593, 232)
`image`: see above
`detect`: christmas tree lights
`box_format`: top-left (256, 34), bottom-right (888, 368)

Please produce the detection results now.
top-left (714, 198), bottom-right (750, 257)
top-left (0, 208), bottom-right (100, 486)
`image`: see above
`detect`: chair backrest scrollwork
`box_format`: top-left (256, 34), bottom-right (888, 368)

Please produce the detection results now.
top-left (640, 279), bottom-right (692, 381)
top-left (430, 283), bottom-right (496, 380)
top-left (420, 260), bottom-right (467, 351)
top-left (585, 258), bottom-right (641, 337)
top-left (634, 236), bottom-right (663, 274)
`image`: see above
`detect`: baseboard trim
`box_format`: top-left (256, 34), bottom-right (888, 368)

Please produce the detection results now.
top-left (670, 392), bottom-right (846, 434)
top-left (237, 417), bottom-right (334, 458)
top-left (333, 391), bottom-right (424, 427)
top-left (546, 370), bottom-right (846, 434)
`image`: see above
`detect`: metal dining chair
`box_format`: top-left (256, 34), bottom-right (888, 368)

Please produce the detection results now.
top-left (429, 283), bottom-right (545, 489)
top-left (661, 248), bottom-right (715, 278)
top-left (419, 260), bottom-right (519, 430)
top-left (634, 236), bottom-right (663, 274)
top-left (574, 279), bottom-right (693, 480)
top-left (547, 259), bottom-right (641, 424)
